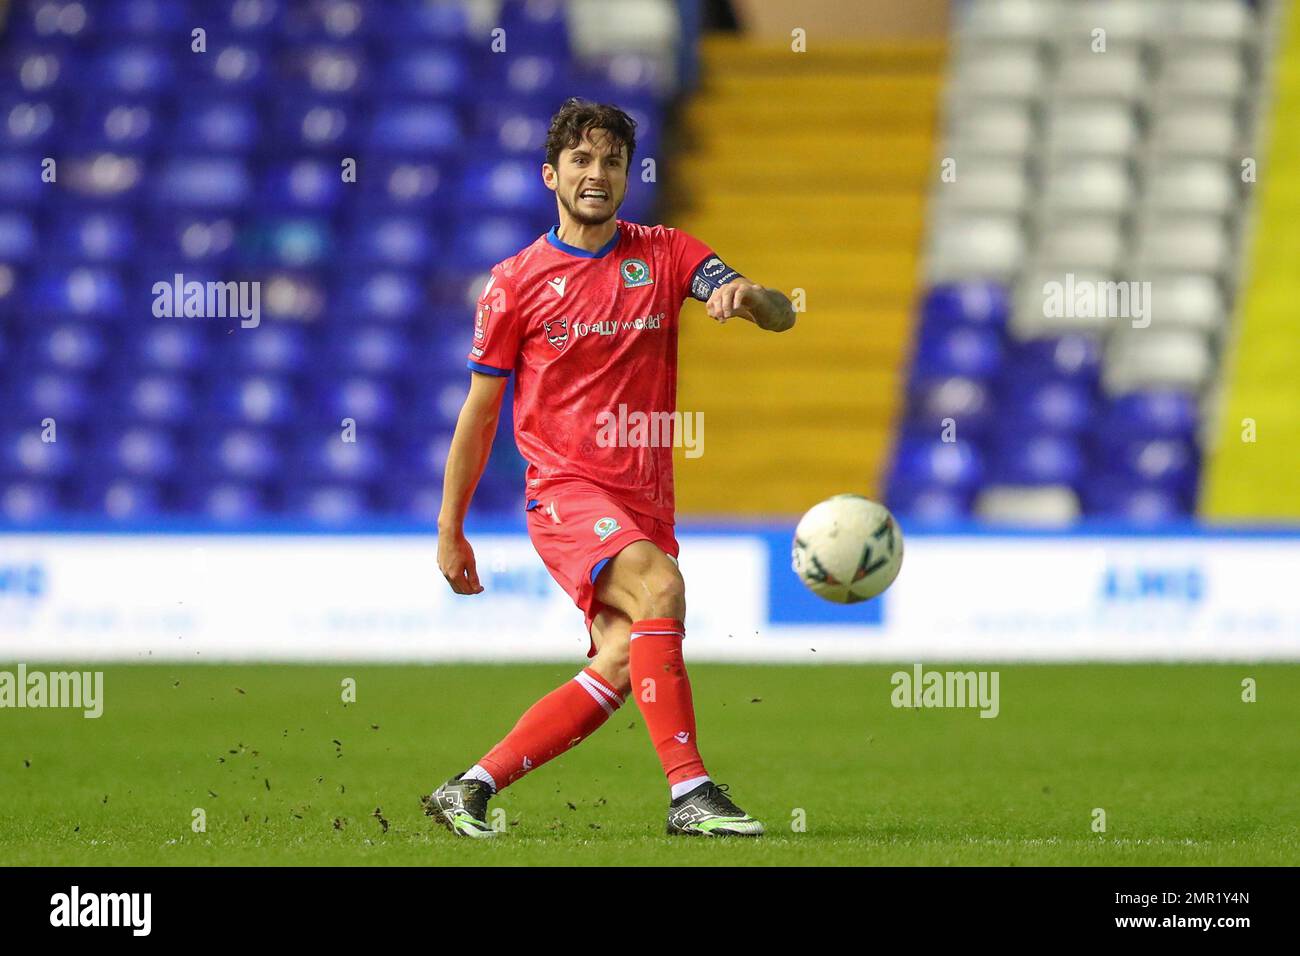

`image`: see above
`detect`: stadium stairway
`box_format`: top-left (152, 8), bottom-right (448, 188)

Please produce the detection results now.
top-left (667, 36), bottom-right (944, 516)
top-left (1204, 4), bottom-right (1300, 519)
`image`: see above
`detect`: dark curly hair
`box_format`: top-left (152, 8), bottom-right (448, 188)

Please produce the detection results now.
top-left (544, 98), bottom-right (637, 169)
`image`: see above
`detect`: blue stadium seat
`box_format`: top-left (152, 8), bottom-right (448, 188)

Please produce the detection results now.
top-left (208, 376), bottom-right (299, 427)
top-left (988, 434), bottom-right (1086, 486)
top-left (274, 99), bottom-right (356, 152)
top-left (500, 1), bottom-right (571, 55)
top-left (14, 372), bottom-right (95, 423)
top-left (0, 428), bottom-right (76, 478)
top-left (1098, 391), bottom-right (1198, 439)
top-left (1008, 335), bottom-right (1102, 385)
top-left (366, 103), bottom-right (462, 155)
top-left (259, 159), bottom-right (344, 212)
top-left (287, 484), bottom-right (372, 524)
top-left (98, 426), bottom-right (181, 479)
top-left (0, 97), bottom-right (58, 149)
top-left (993, 380), bottom-right (1095, 436)
top-left (51, 211), bottom-right (138, 264)
top-left (324, 326), bottom-right (412, 376)
top-left (172, 99), bottom-right (261, 153)
top-left (222, 322), bottom-right (309, 374)
top-left (920, 280), bottom-right (1011, 329)
top-left (2, 47), bottom-right (71, 95)
top-left (133, 323), bottom-right (209, 372)
top-left (0, 211), bottom-right (38, 262)
top-left (334, 270), bottom-right (425, 325)
top-left (299, 432), bottom-right (386, 483)
top-left (113, 374), bottom-right (195, 425)
top-left (86, 478), bottom-right (165, 521)
top-left (378, 48), bottom-right (471, 98)
top-left (98, 0), bottom-right (192, 38)
top-left (903, 375), bottom-right (995, 441)
top-left (25, 324), bottom-right (109, 371)
top-left (911, 324), bottom-right (1004, 380)
top-left (888, 437), bottom-right (986, 491)
top-left (316, 376), bottom-right (399, 430)
top-left (151, 157), bottom-right (254, 210)
top-left (188, 481), bottom-right (269, 523)
top-left (182, 41), bottom-right (272, 93)
top-left (93, 46), bottom-right (175, 94)
top-left (459, 158), bottom-right (554, 214)
top-left (0, 152), bottom-right (44, 205)
top-left (1, 480), bottom-right (60, 522)
top-left (345, 214), bottom-right (439, 267)
top-left (279, 45), bottom-right (369, 99)
top-left (203, 428), bottom-right (284, 481)
top-left (74, 99), bottom-right (162, 151)
top-left (28, 267), bottom-right (126, 322)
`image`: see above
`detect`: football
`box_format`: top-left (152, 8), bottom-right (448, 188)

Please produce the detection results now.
top-left (791, 494), bottom-right (904, 603)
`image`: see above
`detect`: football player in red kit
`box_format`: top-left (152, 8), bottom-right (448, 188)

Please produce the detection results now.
top-left (431, 99), bottom-right (796, 837)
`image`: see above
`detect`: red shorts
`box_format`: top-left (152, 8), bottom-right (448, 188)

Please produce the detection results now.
top-left (525, 480), bottom-right (679, 656)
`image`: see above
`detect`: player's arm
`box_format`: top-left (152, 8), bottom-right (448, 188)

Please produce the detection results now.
top-left (682, 246), bottom-right (796, 333)
top-left (706, 278), bottom-right (796, 333)
top-left (437, 371), bottom-right (509, 595)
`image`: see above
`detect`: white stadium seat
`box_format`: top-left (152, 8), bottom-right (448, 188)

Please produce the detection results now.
top-left (1054, 49), bottom-right (1148, 101)
top-left (975, 486), bottom-right (1082, 526)
top-left (930, 159), bottom-right (1030, 216)
top-left (1145, 274), bottom-right (1227, 332)
top-left (1103, 328), bottom-right (1215, 395)
top-left (926, 214), bottom-right (1026, 283)
top-left (1034, 217), bottom-right (1127, 273)
top-left (1011, 268), bottom-right (1118, 337)
top-left (1045, 101), bottom-right (1139, 157)
top-left (1159, 48), bottom-right (1247, 100)
top-left (962, 0), bottom-right (1062, 44)
top-left (1148, 103), bottom-right (1240, 159)
top-left (949, 44), bottom-right (1047, 101)
top-left (1143, 159), bottom-right (1238, 216)
top-left (947, 103), bottom-right (1037, 157)
top-left (1166, 0), bottom-right (1254, 46)
top-left (1041, 158), bottom-right (1135, 216)
top-left (1134, 216), bottom-right (1231, 273)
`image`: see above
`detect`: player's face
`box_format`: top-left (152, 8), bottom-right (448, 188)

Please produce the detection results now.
top-left (547, 128), bottom-right (629, 226)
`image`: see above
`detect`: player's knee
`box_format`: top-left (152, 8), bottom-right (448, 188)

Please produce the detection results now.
top-left (591, 636), bottom-right (631, 697)
top-left (636, 564), bottom-right (685, 620)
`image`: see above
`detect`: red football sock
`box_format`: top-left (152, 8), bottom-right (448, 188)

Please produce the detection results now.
top-left (628, 618), bottom-right (709, 786)
top-left (476, 668), bottom-right (622, 791)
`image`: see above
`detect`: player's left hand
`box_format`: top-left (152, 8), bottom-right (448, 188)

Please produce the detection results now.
top-left (706, 278), bottom-right (765, 324)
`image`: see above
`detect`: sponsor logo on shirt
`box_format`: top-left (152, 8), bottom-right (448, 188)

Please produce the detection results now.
top-left (547, 275), bottom-right (567, 297)
top-left (593, 517), bottom-right (621, 541)
top-left (544, 317), bottom-right (570, 351)
top-left (620, 258), bottom-right (653, 288)
top-left (474, 303), bottom-right (490, 342)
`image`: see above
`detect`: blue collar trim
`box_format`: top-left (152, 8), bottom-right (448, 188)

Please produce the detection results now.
top-left (546, 225), bottom-right (620, 259)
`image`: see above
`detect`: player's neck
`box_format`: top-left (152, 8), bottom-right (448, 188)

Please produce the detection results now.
top-left (554, 217), bottom-right (618, 253)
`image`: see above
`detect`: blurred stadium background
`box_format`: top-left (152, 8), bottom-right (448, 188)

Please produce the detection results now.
top-left (0, 0), bottom-right (1296, 664)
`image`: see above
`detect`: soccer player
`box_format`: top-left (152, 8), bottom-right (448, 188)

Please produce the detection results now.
top-left (429, 99), bottom-right (796, 838)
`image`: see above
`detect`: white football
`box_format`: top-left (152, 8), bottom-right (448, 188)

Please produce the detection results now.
top-left (791, 494), bottom-right (904, 604)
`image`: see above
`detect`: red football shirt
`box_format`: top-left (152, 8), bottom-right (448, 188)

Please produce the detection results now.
top-left (466, 220), bottom-right (714, 523)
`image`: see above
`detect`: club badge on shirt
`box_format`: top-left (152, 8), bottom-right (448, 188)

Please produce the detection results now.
top-left (620, 258), bottom-right (653, 288)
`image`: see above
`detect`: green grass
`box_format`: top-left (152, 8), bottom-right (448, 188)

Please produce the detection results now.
top-left (1, 663), bottom-right (1297, 866)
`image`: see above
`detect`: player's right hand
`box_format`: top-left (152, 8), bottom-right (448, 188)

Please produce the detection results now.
top-left (438, 530), bottom-right (484, 595)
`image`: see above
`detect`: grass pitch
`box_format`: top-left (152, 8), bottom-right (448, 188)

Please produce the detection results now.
top-left (1, 662), bottom-right (1297, 866)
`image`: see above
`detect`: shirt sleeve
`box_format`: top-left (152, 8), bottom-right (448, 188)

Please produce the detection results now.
top-left (466, 267), bottom-right (521, 377)
top-left (667, 228), bottom-right (744, 303)
top-left (667, 228), bottom-right (716, 303)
